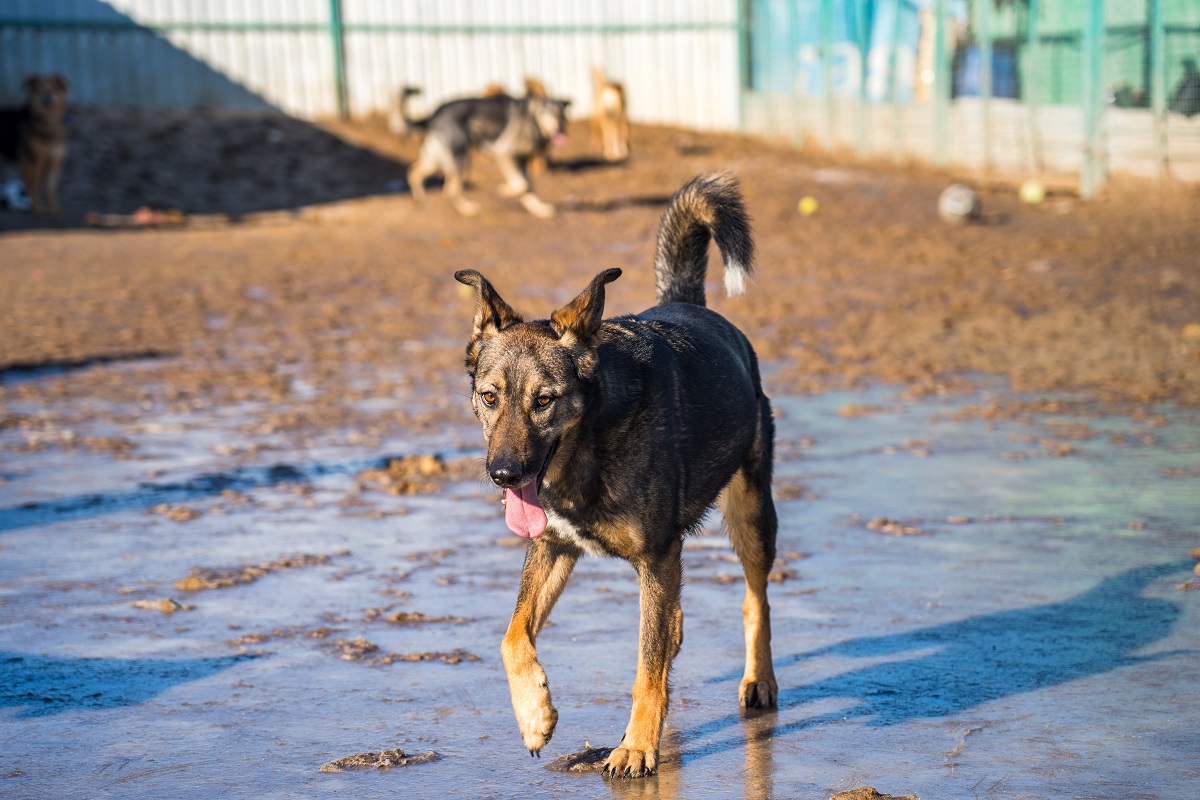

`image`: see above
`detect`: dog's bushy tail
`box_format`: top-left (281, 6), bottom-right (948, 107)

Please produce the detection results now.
top-left (653, 172), bottom-right (754, 307)
top-left (399, 86), bottom-right (430, 131)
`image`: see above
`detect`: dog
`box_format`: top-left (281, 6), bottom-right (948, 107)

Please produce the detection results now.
top-left (0, 74), bottom-right (68, 214)
top-left (403, 81), bottom-right (569, 219)
top-left (590, 67), bottom-right (629, 162)
top-left (454, 173), bottom-right (777, 778)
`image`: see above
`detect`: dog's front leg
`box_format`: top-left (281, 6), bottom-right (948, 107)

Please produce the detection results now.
top-left (502, 537), bottom-right (579, 756)
top-left (604, 542), bottom-right (683, 778)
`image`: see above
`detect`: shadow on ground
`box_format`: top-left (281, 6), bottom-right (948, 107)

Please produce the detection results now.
top-left (685, 562), bottom-right (1190, 762)
top-left (0, 652), bottom-right (256, 718)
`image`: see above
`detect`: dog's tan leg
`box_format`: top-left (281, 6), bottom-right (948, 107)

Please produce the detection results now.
top-left (604, 541), bottom-right (682, 778)
top-left (20, 154), bottom-right (44, 215)
top-left (447, 172), bottom-right (481, 217)
top-left (518, 192), bottom-right (556, 219)
top-left (407, 156), bottom-right (433, 204)
top-left (721, 452), bottom-right (779, 709)
top-left (502, 537), bottom-right (578, 755)
top-left (44, 149), bottom-right (65, 214)
top-left (493, 155), bottom-right (529, 198)
top-left (615, 114), bottom-right (630, 160)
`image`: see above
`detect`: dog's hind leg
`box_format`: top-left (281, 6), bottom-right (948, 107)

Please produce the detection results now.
top-left (407, 154), bottom-right (435, 205)
top-left (604, 539), bottom-right (683, 778)
top-left (720, 397), bottom-right (779, 709)
top-left (502, 537), bottom-right (579, 756)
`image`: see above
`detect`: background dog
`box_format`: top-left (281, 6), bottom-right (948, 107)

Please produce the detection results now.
top-left (0, 73), bottom-right (69, 214)
top-left (454, 173), bottom-right (777, 778)
top-left (403, 82), bottom-right (569, 219)
top-left (591, 67), bottom-right (629, 162)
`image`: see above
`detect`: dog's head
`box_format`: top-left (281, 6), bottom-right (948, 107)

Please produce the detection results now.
top-left (454, 268), bottom-right (621, 537)
top-left (527, 96), bottom-right (570, 146)
top-left (23, 74), bottom-right (69, 120)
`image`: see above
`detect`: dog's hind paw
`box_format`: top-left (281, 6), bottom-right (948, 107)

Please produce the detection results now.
top-left (739, 677), bottom-right (778, 709)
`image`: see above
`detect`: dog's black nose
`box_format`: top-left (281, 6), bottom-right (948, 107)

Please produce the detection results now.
top-left (488, 462), bottom-right (523, 489)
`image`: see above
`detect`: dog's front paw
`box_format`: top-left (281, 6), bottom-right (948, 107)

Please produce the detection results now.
top-left (511, 672), bottom-right (558, 755)
top-left (739, 676), bottom-right (778, 709)
top-left (603, 745), bottom-right (658, 778)
top-left (519, 193), bottom-right (556, 219)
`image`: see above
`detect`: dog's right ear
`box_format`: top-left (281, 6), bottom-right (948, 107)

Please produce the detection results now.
top-left (454, 269), bottom-right (523, 340)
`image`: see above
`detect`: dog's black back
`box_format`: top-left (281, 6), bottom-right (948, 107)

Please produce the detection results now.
top-left (566, 302), bottom-right (763, 544)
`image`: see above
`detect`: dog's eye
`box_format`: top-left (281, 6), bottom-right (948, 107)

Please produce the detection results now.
top-left (536, 394), bottom-right (554, 408)
top-left (480, 391), bottom-right (497, 406)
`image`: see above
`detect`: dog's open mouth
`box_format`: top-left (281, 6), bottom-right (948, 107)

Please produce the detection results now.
top-left (504, 482), bottom-right (547, 539)
top-left (501, 445), bottom-right (556, 539)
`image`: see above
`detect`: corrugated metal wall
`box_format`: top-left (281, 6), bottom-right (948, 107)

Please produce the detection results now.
top-left (0, 0), bottom-right (743, 129)
top-left (4, 1), bottom-right (1198, 188)
top-left (340, 0), bottom-right (741, 129)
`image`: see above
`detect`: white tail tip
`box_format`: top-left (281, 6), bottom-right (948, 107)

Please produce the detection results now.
top-left (724, 265), bottom-right (747, 297)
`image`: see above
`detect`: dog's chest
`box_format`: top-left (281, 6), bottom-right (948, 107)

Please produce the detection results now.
top-left (543, 507), bottom-right (606, 557)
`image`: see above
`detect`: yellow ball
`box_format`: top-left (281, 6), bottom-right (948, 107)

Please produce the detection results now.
top-left (797, 196), bottom-right (819, 216)
top-left (1019, 179), bottom-right (1045, 204)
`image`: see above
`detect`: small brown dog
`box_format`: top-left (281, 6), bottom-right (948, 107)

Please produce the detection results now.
top-left (591, 67), bottom-right (629, 162)
top-left (0, 74), bottom-right (69, 214)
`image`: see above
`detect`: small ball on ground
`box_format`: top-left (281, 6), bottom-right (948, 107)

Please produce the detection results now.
top-left (797, 196), bottom-right (819, 216)
top-left (1019, 179), bottom-right (1046, 204)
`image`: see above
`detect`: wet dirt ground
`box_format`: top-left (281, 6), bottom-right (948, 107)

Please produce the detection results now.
top-left (2, 111), bottom-right (1199, 799)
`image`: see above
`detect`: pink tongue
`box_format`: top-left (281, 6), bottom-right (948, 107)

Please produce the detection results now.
top-left (504, 483), bottom-right (548, 538)
top-left (551, 132), bottom-right (568, 147)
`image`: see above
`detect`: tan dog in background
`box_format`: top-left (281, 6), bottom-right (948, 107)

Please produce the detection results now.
top-left (591, 67), bottom-right (629, 162)
top-left (0, 74), bottom-right (69, 214)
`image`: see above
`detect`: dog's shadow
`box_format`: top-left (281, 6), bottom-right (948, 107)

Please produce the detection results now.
top-left (678, 561), bottom-right (1190, 763)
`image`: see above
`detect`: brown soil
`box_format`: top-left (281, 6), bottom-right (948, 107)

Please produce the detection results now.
top-left (2, 108), bottom-right (1198, 448)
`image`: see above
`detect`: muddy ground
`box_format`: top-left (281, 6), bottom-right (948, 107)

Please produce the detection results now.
top-left (2, 107), bottom-right (1199, 428)
top-left (1, 110), bottom-right (1199, 800)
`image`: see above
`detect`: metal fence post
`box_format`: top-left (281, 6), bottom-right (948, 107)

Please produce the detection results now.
top-left (1081, 0), bottom-right (1105, 197)
top-left (933, 0), bottom-right (949, 166)
top-left (1025, 0), bottom-right (1043, 175)
top-left (821, 0), bottom-right (835, 147)
top-left (737, 0), bottom-right (751, 131)
top-left (856, 0), bottom-right (869, 156)
top-left (890, 0), bottom-right (904, 165)
top-left (328, 0), bottom-right (348, 119)
top-left (1150, 0), bottom-right (1167, 179)
top-left (979, 0), bottom-right (993, 173)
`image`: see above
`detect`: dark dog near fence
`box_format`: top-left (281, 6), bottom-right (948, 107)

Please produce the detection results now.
top-left (455, 173), bottom-right (778, 778)
top-left (0, 74), bottom-right (69, 215)
top-left (402, 82), bottom-right (569, 219)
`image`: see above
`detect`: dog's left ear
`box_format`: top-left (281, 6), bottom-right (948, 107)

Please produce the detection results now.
top-left (550, 268), bottom-right (621, 353)
top-left (454, 269), bottom-right (524, 340)
top-left (50, 74), bottom-right (68, 92)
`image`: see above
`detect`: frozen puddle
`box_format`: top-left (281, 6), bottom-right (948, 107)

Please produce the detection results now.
top-left (1, 385), bottom-right (1197, 799)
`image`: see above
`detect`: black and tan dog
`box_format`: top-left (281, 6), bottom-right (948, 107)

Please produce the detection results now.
top-left (454, 173), bottom-right (777, 778)
top-left (403, 82), bottom-right (569, 219)
top-left (0, 74), bottom-right (68, 215)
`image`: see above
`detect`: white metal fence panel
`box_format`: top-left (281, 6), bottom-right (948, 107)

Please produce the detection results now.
top-left (1, 1), bottom-right (743, 129)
